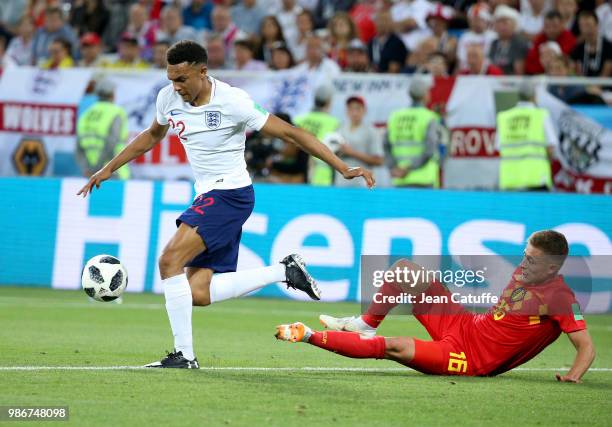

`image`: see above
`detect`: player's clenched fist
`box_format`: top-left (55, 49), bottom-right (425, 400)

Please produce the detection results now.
top-left (77, 167), bottom-right (112, 198)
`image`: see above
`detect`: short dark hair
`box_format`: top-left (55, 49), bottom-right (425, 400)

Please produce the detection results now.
top-left (45, 6), bottom-right (63, 17)
top-left (52, 37), bottom-right (72, 54)
top-left (166, 40), bottom-right (208, 65)
top-left (545, 10), bottom-right (562, 21)
top-left (529, 230), bottom-right (569, 263)
top-left (578, 9), bottom-right (598, 23)
top-left (234, 39), bottom-right (254, 53)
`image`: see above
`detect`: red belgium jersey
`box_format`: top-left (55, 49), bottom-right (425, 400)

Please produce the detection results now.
top-left (466, 272), bottom-right (587, 376)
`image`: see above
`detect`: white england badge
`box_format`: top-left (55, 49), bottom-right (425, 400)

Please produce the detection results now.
top-left (205, 111), bottom-right (221, 129)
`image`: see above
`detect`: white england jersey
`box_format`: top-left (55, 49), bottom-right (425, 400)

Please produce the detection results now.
top-left (155, 76), bottom-right (270, 195)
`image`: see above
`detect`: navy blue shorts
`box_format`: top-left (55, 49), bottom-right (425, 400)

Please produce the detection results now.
top-left (176, 185), bottom-right (254, 273)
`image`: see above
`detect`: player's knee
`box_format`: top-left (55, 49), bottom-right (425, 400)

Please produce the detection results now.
top-left (191, 289), bottom-right (210, 306)
top-left (384, 337), bottom-right (415, 363)
top-left (158, 250), bottom-right (181, 277)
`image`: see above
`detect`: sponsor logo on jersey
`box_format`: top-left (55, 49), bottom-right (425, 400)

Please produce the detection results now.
top-left (511, 287), bottom-right (526, 302)
top-left (205, 111), bottom-right (221, 129)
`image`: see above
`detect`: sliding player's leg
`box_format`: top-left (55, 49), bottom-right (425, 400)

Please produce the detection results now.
top-left (320, 259), bottom-right (430, 336)
top-left (275, 323), bottom-right (471, 375)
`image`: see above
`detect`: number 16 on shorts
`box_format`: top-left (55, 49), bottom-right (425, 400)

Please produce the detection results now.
top-left (447, 351), bottom-right (468, 374)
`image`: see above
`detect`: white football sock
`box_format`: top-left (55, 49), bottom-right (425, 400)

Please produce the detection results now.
top-left (163, 273), bottom-right (195, 360)
top-left (209, 264), bottom-right (286, 304)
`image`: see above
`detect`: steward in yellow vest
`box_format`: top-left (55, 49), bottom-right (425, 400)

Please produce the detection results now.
top-left (496, 82), bottom-right (555, 191)
top-left (294, 85), bottom-right (339, 186)
top-left (386, 78), bottom-right (442, 188)
top-left (76, 80), bottom-right (131, 180)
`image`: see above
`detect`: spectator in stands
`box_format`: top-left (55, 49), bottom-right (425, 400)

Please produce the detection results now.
top-left (28, 0), bottom-right (48, 29)
top-left (78, 32), bottom-right (104, 67)
top-left (345, 38), bottom-right (372, 72)
top-left (0, 0), bottom-right (27, 33)
top-left (183, 0), bottom-right (213, 31)
top-left (406, 36), bottom-right (439, 73)
top-left (126, 3), bottom-right (156, 52)
top-left (457, 3), bottom-right (497, 69)
top-left (459, 43), bottom-right (504, 74)
top-left (256, 15), bottom-right (286, 63)
top-left (519, 0), bottom-right (548, 40)
top-left (0, 35), bottom-right (16, 75)
top-left (368, 10), bottom-right (408, 73)
top-left (312, 0), bottom-right (356, 29)
top-left (6, 15), bottom-right (35, 66)
top-left (556, 0), bottom-right (579, 36)
top-left (205, 35), bottom-right (229, 69)
top-left (157, 5), bottom-right (197, 46)
top-left (539, 41), bottom-right (563, 72)
top-left (328, 12), bottom-right (358, 69)
top-left (231, 0), bottom-right (265, 36)
top-left (425, 51), bottom-right (449, 77)
top-left (335, 96), bottom-right (384, 188)
top-left (40, 37), bottom-right (74, 69)
top-left (489, 5), bottom-right (529, 75)
top-left (294, 35), bottom-right (341, 81)
top-left (525, 10), bottom-right (577, 74)
top-left (546, 55), bottom-right (588, 102)
top-left (269, 41), bottom-right (295, 69)
top-left (571, 10), bottom-right (612, 77)
top-left (152, 39), bottom-right (170, 68)
top-left (69, 0), bottom-right (110, 37)
top-left (274, 0), bottom-right (302, 48)
top-left (425, 5), bottom-right (457, 68)
top-left (546, 55), bottom-right (605, 103)
top-left (204, 6), bottom-right (245, 67)
top-left (390, 0), bottom-right (436, 52)
top-left (350, 0), bottom-right (377, 43)
top-left (104, 32), bottom-right (150, 69)
top-left (596, 0), bottom-right (612, 42)
top-left (291, 9), bottom-right (315, 62)
top-left (31, 7), bottom-right (78, 64)
top-left (234, 38), bottom-right (268, 70)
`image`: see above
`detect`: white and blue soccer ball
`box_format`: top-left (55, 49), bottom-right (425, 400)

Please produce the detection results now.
top-left (81, 255), bottom-right (128, 302)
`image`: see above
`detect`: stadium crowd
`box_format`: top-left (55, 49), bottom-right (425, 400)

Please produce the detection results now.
top-left (0, 0), bottom-right (610, 77)
top-left (0, 0), bottom-right (609, 190)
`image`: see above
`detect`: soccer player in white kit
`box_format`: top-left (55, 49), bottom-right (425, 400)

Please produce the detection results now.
top-left (77, 40), bottom-right (375, 368)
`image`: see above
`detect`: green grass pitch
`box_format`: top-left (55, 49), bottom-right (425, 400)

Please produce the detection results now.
top-left (1, 287), bottom-right (611, 426)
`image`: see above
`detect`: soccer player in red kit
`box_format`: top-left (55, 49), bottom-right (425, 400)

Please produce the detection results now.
top-left (275, 230), bottom-right (596, 382)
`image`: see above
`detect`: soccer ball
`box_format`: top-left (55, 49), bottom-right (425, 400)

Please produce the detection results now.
top-left (321, 132), bottom-right (345, 154)
top-left (81, 255), bottom-right (128, 302)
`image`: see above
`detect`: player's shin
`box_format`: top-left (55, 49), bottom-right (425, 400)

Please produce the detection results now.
top-left (163, 273), bottom-right (195, 360)
top-left (208, 264), bottom-right (286, 303)
top-left (308, 330), bottom-right (387, 359)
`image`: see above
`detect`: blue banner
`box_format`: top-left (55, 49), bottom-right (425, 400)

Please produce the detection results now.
top-left (0, 178), bottom-right (610, 310)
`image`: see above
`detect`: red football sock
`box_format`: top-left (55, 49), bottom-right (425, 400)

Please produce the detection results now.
top-left (361, 280), bottom-right (403, 328)
top-left (308, 330), bottom-right (386, 359)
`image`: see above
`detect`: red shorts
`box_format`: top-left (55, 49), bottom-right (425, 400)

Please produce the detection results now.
top-left (409, 282), bottom-right (475, 376)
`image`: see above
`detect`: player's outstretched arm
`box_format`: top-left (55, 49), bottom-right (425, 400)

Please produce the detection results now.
top-left (260, 114), bottom-right (375, 188)
top-left (77, 119), bottom-right (169, 197)
top-left (556, 329), bottom-right (596, 383)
